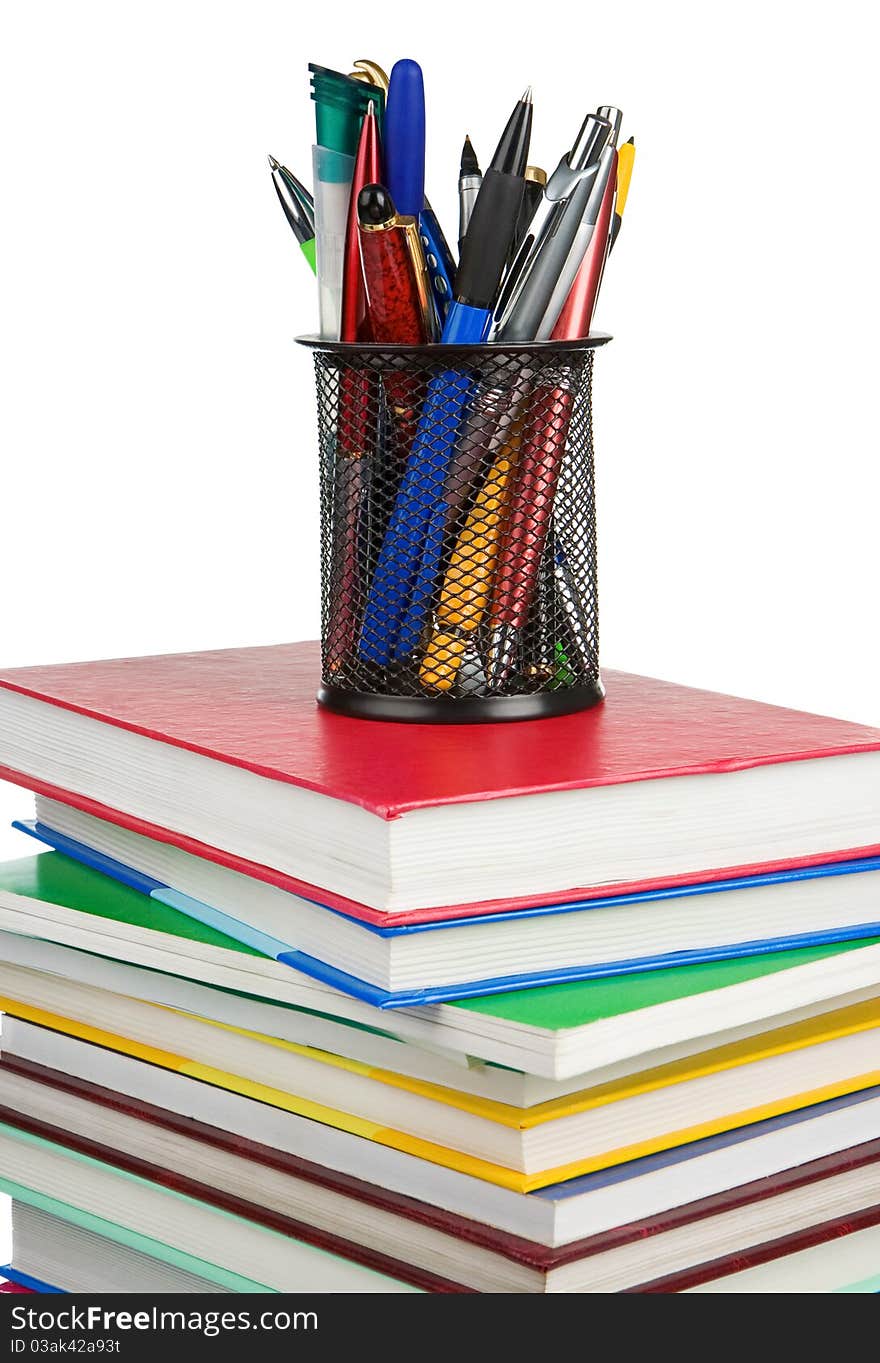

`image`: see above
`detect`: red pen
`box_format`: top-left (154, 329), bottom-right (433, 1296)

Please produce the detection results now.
top-left (340, 103), bottom-right (382, 342)
top-left (486, 376), bottom-right (576, 687)
top-left (552, 146), bottom-right (617, 339)
top-left (357, 182), bottom-right (434, 451)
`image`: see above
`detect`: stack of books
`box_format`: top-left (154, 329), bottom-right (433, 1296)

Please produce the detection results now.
top-left (1, 641), bottom-right (880, 1293)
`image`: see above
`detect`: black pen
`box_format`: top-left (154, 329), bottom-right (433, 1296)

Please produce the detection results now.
top-left (443, 87), bottom-right (533, 343)
top-left (458, 135), bottom-right (482, 254)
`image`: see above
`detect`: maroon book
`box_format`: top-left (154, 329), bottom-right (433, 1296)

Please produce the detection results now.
top-left (3, 1054), bottom-right (880, 1291)
top-left (631, 1204), bottom-right (880, 1292)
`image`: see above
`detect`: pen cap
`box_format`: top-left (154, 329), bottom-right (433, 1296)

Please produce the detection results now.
top-left (568, 112), bottom-right (611, 171)
top-left (357, 186), bottom-right (433, 347)
top-left (596, 106), bottom-right (623, 146)
top-left (340, 105), bottom-right (383, 343)
top-left (385, 59), bottom-right (426, 218)
top-left (309, 65), bottom-right (384, 155)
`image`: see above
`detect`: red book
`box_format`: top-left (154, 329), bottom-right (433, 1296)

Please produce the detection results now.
top-left (1, 641), bottom-right (879, 923)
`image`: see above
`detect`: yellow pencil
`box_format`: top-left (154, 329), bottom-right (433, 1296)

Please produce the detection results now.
top-left (610, 135), bottom-right (635, 250)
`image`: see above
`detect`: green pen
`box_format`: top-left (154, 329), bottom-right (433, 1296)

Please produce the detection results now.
top-left (268, 155), bottom-right (317, 274)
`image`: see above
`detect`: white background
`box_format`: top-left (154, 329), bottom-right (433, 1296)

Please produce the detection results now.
top-left (1, 0), bottom-right (878, 1274)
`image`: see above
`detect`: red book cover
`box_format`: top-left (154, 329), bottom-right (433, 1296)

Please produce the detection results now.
top-left (0, 1093), bottom-right (469, 1295)
top-left (631, 1203), bottom-right (880, 1293)
top-left (2, 641), bottom-right (880, 925)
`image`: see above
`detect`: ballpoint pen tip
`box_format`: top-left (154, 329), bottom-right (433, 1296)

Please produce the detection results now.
top-left (520, 85), bottom-right (533, 104)
top-left (267, 154), bottom-right (281, 170)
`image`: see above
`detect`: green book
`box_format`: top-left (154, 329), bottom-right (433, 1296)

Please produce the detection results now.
top-left (2, 850), bottom-right (879, 1083)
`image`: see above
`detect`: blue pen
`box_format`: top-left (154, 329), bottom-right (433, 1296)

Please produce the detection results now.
top-left (359, 88), bottom-right (533, 666)
top-left (384, 59), bottom-right (454, 323)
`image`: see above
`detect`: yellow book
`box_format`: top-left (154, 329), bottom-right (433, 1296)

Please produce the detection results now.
top-left (3, 992), bottom-right (880, 1194)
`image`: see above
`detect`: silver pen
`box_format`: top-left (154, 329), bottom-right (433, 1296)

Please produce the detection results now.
top-left (539, 141), bottom-right (617, 336)
top-left (490, 113), bottom-right (612, 343)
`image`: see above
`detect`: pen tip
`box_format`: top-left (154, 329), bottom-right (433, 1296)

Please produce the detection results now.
top-left (520, 85), bottom-right (533, 104)
top-left (626, 135), bottom-right (635, 145)
top-left (267, 154), bottom-right (281, 170)
top-left (460, 135), bottom-right (480, 175)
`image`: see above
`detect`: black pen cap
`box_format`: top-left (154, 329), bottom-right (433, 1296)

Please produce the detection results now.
top-left (358, 184), bottom-right (397, 227)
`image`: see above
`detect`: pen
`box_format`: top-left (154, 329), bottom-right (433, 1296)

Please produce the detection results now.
top-left (309, 64), bottom-right (383, 338)
top-left (551, 143), bottom-right (617, 338)
top-left (357, 183), bottom-right (434, 449)
top-left (321, 85), bottom-right (384, 670)
top-left (441, 368), bottom-right (533, 534)
top-left (458, 136), bottom-right (482, 254)
top-left (389, 90), bottom-right (534, 653)
top-left (418, 206), bottom-right (456, 323)
top-left (340, 103), bottom-right (383, 343)
top-left (325, 110), bottom-right (382, 673)
top-left (385, 60), bottom-right (426, 223)
top-left (420, 427), bottom-right (523, 692)
top-left (486, 373), bottom-right (578, 686)
top-left (445, 87), bottom-right (533, 343)
top-left (357, 186), bottom-right (434, 344)
top-left (267, 155), bottom-right (317, 273)
top-left (325, 410), bottom-right (370, 675)
top-left (539, 118), bottom-right (619, 337)
top-left (553, 540), bottom-right (598, 675)
top-left (280, 167), bottom-right (315, 230)
top-left (384, 58), bottom-right (454, 324)
top-left (491, 111), bottom-right (611, 342)
top-left (610, 135), bottom-right (636, 250)
top-left (358, 368), bottom-right (476, 665)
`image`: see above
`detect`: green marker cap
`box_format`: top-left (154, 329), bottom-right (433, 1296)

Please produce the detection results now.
top-left (308, 65), bottom-right (384, 155)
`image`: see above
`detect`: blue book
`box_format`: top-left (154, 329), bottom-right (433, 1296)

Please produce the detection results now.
top-left (15, 809), bottom-right (880, 1009)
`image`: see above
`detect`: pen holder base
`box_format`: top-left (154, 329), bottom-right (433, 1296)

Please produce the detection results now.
top-left (317, 676), bottom-right (606, 724)
top-left (299, 335), bottom-right (611, 724)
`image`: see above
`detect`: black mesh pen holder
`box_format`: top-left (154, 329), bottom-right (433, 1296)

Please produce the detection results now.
top-left (298, 335), bottom-right (611, 723)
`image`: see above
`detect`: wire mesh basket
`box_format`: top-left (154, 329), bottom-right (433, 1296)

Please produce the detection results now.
top-left (298, 335), bottom-right (610, 722)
